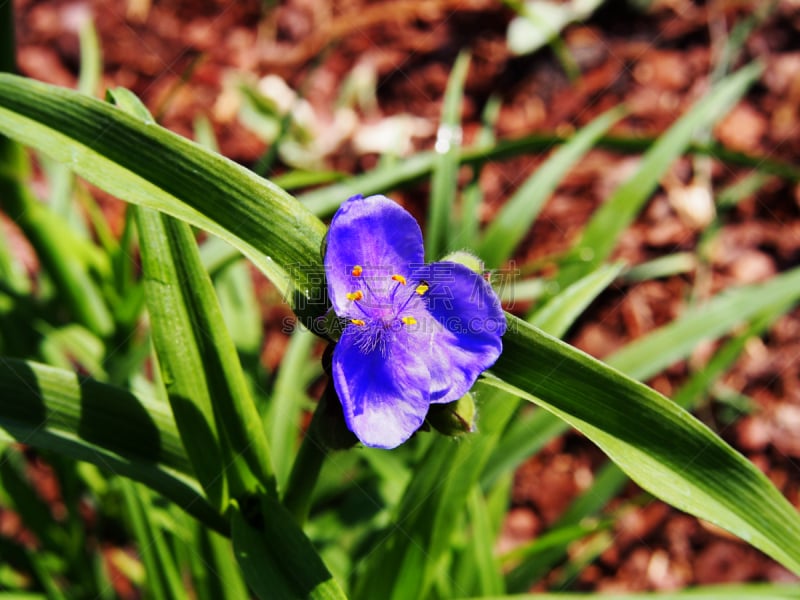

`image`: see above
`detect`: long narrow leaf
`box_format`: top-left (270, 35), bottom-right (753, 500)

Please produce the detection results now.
top-left (231, 495), bottom-right (348, 600)
top-left (478, 107), bottom-right (624, 268)
top-left (136, 208), bottom-right (231, 509)
top-left (607, 266), bottom-right (800, 380)
top-left (268, 325), bottom-right (317, 490)
top-left (119, 479), bottom-right (188, 600)
top-left (0, 358), bottom-right (226, 532)
top-left (489, 315), bottom-right (800, 575)
top-left (556, 62), bottom-right (762, 286)
top-left (427, 50), bottom-right (470, 259)
top-left (0, 74), bottom-right (327, 321)
top-left (354, 388), bottom-right (518, 600)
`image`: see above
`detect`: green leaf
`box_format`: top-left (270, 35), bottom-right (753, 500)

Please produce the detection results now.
top-left (504, 273), bottom-right (800, 591)
top-left (136, 208), bottom-right (276, 501)
top-left (0, 358), bottom-right (226, 533)
top-left (136, 208), bottom-right (231, 510)
top-left (607, 266), bottom-right (800, 381)
top-left (0, 175), bottom-right (114, 337)
top-left (36, 323), bottom-right (107, 379)
top-left (119, 479), bottom-right (189, 600)
top-left (556, 62), bottom-right (762, 287)
top-left (353, 388), bottom-right (517, 600)
top-left (231, 495), bottom-right (348, 600)
top-left (483, 264), bottom-right (625, 491)
top-left (478, 107), bottom-right (624, 268)
top-left (0, 74), bottom-right (327, 321)
top-left (193, 526), bottom-right (250, 600)
top-left (214, 257), bottom-right (262, 358)
top-left (77, 20), bottom-right (101, 97)
top-left (455, 95), bottom-right (502, 248)
top-left (267, 325), bottom-right (317, 490)
top-left (528, 262), bottom-right (624, 335)
top-left (488, 315), bottom-right (800, 575)
top-left (427, 50), bottom-right (470, 259)
top-left (463, 487), bottom-right (505, 595)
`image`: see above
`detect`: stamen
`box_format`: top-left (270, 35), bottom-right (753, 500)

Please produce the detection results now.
top-left (346, 290), bottom-right (364, 301)
top-left (415, 283), bottom-right (429, 295)
top-left (351, 265), bottom-right (363, 277)
top-left (401, 316), bottom-right (417, 326)
top-left (351, 319), bottom-right (366, 326)
top-left (391, 274), bottom-right (407, 285)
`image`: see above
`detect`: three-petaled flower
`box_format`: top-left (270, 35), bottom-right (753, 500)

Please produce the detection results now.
top-left (324, 194), bottom-right (506, 449)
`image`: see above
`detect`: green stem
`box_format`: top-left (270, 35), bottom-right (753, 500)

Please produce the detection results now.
top-left (281, 390), bottom-right (334, 525)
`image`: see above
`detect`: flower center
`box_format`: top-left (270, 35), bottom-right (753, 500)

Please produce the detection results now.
top-left (344, 268), bottom-right (430, 354)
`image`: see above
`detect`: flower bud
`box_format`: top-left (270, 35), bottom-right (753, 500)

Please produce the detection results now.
top-left (426, 392), bottom-right (477, 436)
top-left (440, 250), bottom-right (484, 274)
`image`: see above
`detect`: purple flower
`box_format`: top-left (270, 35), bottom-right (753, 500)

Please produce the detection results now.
top-left (324, 194), bottom-right (506, 449)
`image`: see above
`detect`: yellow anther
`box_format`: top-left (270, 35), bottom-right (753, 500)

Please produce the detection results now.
top-left (401, 316), bottom-right (417, 326)
top-left (391, 274), bottom-right (407, 285)
top-left (346, 290), bottom-right (363, 301)
top-left (351, 319), bottom-right (366, 326)
top-left (351, 265), bottom-right (363, 277)
top-left (415, 283), bottom-right (429, 295)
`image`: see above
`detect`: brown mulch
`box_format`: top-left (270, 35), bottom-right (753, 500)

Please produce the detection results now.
top-left (11, 0), bottom-right (800, 593)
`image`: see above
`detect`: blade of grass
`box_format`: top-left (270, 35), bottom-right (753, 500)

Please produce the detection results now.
top-left (482, 264), bottom-right (625, 489)
top-left (0, 358), bottom-right (226, 533)
top-left (478, 107), bottom-right (625, 268)
top-left (214, 258), bottom-right (262, 362)
top-left (199, 527), bottom-right (251, 600)
top-left (464, 486), bottom-right (505, 596)
top-left (115, 88), bottom-right (276, 499)
top-left (0, 160), bottom-right (114, 337)
top-left (267, 324), bottom-right (317, 490)
top-left (119, 479), bottom-right (189, 600)
top-left (607, 265), bottom-right (800, 381)
top-left (78, 20), bottom-right (101, 97)
top-left (555, 62), bottom-right (762, 288)
top-left (136, 208), bottom-right (276, 501)
top-left (0, 76), bottom-right (327, 321)
top-left (505, 290), bottom-right (799, 590)
top-left (455, 95), bottom-right (502, 248)
top-left (488, 314), bottom-right (800, 575)
top-left (621, 252), bottom-right (696, 282)
top-left (136, 207), bottom-right (231, 510)
top-left (24, 550), bottom-right (68, 600)
top-left (231, 494), bottom-right (348, 600)
top-left (295, 124), bottom-right (800, 218)
top-left (427, 50), bottom-right (470, 259)
top-left (528, 262), bottom-right (624, 334)
top-left (353, 387), bottom-right (518, 600)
